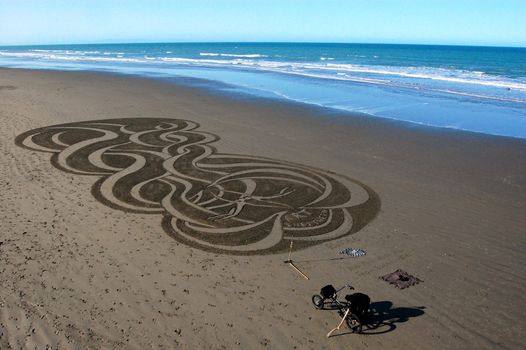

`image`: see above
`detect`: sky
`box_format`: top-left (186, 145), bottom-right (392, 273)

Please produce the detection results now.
top-left (0, 0), bottom-right (525, 47)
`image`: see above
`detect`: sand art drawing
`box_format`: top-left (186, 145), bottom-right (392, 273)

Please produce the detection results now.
top-left (16, 118), bottom-right (379, 254)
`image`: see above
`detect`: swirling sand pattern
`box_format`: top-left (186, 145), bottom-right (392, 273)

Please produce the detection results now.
top-left (15, 118), bottom-right (380, 255)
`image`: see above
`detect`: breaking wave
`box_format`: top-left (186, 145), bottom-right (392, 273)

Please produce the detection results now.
top-left (1, 50), bottom-right (524, 97)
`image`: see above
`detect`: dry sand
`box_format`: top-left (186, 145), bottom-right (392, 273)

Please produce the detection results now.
top-left (1, 68), bottom-right (525, 349)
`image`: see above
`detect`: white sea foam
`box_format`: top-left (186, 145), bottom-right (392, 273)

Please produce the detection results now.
top-left (0, 51), bottom-right (145, 64)
top-left (30, 49), bottom-right (100, 55)
top-left (1, 50), bottom-right (525, 99)
top-left (199, 52), bottom-right (267, 58)
top-left (432, 89), bottom-right (526, 103)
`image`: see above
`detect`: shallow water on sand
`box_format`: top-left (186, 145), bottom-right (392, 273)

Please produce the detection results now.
top-left (1, 42), bottom-right (525, 138)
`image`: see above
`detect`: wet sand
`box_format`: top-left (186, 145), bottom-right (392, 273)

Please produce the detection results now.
top-left (1, 68), bottom-right (525, 349)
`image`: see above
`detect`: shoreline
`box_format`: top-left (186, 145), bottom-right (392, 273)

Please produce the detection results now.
top-left (1, 67), bottom-right (525, 349)
top-left (3, 66), bottom-right (525, 143)
top-left (1, 42), bottom-right (524, 139)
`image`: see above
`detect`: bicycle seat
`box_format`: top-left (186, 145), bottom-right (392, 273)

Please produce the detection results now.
top-left (320, 285), bottom-right (337, 299)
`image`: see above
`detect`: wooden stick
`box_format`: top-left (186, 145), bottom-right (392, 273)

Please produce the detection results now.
top-left (283, 239), bottom-right (309, 279)
top-left (326, 309), bottom-right (350, 338)
top-left (287, 261), bottom-right (309, 280)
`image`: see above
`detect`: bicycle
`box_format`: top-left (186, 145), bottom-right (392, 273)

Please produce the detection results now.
top-left (312, 284), bottom-right (370, 334)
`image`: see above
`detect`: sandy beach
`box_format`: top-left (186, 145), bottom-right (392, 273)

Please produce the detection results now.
top-left (1, 68), bottom-right (525, 349)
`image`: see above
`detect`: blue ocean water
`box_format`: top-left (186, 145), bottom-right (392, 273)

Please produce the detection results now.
top-left (1, 42), bottom-right (525, 138)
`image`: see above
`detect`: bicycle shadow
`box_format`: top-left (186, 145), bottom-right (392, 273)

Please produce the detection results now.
top-left (332, 301), bottom-right (425, 337)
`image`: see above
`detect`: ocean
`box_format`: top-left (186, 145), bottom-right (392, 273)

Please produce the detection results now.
top-left (1, 42), bottom-right (525, 138)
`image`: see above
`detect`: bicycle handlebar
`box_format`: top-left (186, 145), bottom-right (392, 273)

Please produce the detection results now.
top-left (336, 284), bottom-right (355, 294)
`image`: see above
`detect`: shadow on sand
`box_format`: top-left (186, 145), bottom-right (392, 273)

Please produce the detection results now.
top-left (332, 301), bottom-right (425, 337)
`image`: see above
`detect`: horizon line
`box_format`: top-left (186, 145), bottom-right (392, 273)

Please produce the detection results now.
top-left (0, 40), bottom-right (525, 49)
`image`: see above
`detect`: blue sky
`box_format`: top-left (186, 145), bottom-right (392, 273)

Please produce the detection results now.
top-left (0, 0), bottom-right (524, 46)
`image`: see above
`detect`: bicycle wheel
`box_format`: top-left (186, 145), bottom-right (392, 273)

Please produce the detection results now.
top-left (312, 295), bottom-right (324, 309)
top-left (346, 313), bottom-right (363, 333)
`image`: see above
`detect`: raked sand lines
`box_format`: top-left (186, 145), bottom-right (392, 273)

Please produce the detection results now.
top-left (16, 117), bottom-right (380, 255)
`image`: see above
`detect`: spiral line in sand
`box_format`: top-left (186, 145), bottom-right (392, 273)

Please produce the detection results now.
top-left (16, 117), bottom-right (380, 255)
